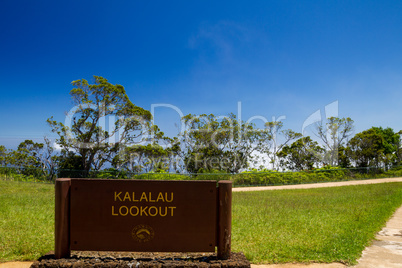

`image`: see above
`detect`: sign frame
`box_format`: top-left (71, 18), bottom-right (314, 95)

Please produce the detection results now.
top-left (54, 178), bottom-right (232, 260)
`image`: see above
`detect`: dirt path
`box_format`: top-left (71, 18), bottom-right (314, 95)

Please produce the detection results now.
top-left (0, 262), bottom-right (31, 268)
top-left (233, 177), bottom-right (402, 192)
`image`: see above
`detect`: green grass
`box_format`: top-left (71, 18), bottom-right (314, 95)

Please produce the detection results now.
top-left (0, 180), bottom-right (54, 262)
top-left (232, 182), bottom-right (402, 265)
top-left (1, 180), bottom-right (402, 265)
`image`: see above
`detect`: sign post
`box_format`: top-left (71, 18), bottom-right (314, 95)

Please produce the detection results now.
top-left (217, 180), bottom-right (232, 259)
top-left (54, 178), bottom-right (71, 259)
top-left (55, 178), bottom-right (232, 259)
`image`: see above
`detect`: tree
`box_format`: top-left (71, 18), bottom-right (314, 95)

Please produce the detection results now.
top-left (47, 76), bottom-right (152, 175)
top-left (347, 128), bottom-right (385, 168)
top-left (8, 140), bottom-right (42, 168)
top-left (277, 136), bottom-right (324, 171)
top-left (57, 150), bottom-right (85, 178)
top-left (112, 124), bottom-right (180, 173)
top-left (180, 113), bottom-right (262, 173)
top-left (396, 130), bottom-right (402, 165)
top-left (263, 121), bottom-right (302, 170)
top-left (40, 137), bottom-right (59, 180)
top-left (315, 117), bottom-right (354, 166)
top-left (113, 143), bottom-right (170, 173)
top-left (5, 139), bottom-right (58, 180)
top-left (337, 145), bottom-right (351, 168)
top-left (0, 145), bottom-right (7, 166)
top-left (347, 127), bottom-right (399, 169)
top-left (6, 140), bottom-right (44, 177)
top-left (372, 127), bottom-right (400, 167)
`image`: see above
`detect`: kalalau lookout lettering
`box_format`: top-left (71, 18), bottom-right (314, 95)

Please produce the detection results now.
top-left (112, 191), bottom-right (176, 217)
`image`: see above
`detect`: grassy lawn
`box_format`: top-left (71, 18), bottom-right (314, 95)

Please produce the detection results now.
top-left (1, 180), bottom-right (402, 265)
top-left (0, 180), bottom-right (54, 262)
top-left (232, 183), bottom-right (402, 265)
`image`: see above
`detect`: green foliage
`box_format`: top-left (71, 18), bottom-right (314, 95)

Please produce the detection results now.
top-left (57, 151), bottom-right (84, 178)
top-left (337, 145), bottom-right (351, 168)
top-left (0, 167), bottom-right (51, 183)
top-left (133, 172), bottom-right (189, 181)
top-left (180, 113), bottom-right (261, 173)
top-left (2, 163), bottom-right (402, 186)
top-left (232, 167), bottom-right (347, 186)
top-left (0, 145), bottom-right (7, 166)
top-left (277, 136), bottom-right (324, 171)
top-left (347, 128), bottom-right (387, 168)
top-left (372, 127), bottom-right (400, 166)
top-left (373, 127), bottom-right (400, 154)
top-left (114, 143), bottom-right (171, 173)
top-left (2, 139), bottom-right (57, 181)
top-left (6, 76), bottom-right (401, 175)
top-left (7, 140), bottom-right (43, 174)
top-left (1, 85), bottom-right (401, 177)
top-left (316, 117), bottom-right (354, 166)
top-left (346, 127), bottom-right (402, 169)
top-left (231, 165), bottom-right (402, 187)
top-left (383, 165), bottom-right (402, 178)
top-left (47, 76), bottom-right (152, 174)
top-left (262, 121), bottom-right (302, 170)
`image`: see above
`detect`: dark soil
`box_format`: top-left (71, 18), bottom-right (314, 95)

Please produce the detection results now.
top-left (30, 251), bottom-right (250, 268)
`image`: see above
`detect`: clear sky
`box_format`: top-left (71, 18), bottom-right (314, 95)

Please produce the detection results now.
top-left (1, 0), bottom-right (402, 148)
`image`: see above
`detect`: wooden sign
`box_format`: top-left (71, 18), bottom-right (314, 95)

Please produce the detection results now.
top-left (55, 178), bottom-right (232, 259)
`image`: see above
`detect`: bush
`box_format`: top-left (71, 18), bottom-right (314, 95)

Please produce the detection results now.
top-left (2, 164), bottom-right (402, 186)
top-left (230, 167), bottom-right (351, 186)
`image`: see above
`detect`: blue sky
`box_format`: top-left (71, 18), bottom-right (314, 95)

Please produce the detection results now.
top-left (1, 0), bottom-right (402, 148)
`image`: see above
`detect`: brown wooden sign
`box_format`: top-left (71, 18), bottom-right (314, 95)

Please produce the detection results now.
top-left (55, 178), bottom-right (232, 259)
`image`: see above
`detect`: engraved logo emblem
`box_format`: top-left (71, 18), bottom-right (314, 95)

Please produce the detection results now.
top-left (132, 224), bottom-right (155, 242)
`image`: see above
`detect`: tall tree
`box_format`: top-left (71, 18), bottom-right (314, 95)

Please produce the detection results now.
top-left (347, 128), bottom-right (385, 168)
top-left (113, 143), bottom-right (170, 173)
top-left (47, 76), bottom-right (152, 175)
top-left (0, 145), bottom-right (7, 166)
top-left (263, 121), bottom-right (302, 170)
top-left (5, 139), bottom-right (58, 180)
top-left (8, 140), bottom-right (42, 168)
top-left (396, 130), bottom-right (402, 165)
top-left (372, 127), bottom-right (399, 167)
top-left (6, 140), bottom-right (44, 177)
top-left (337, 145), bottom-right (351, 168)
top-left (347, 127), bottom-right (399, 169)
top-left (277, 136), bottom-right (324, 171)
top-left (39, 137), bottom-right (59, 180)
top-left (180, 113), bottom-right (262, 173)
top-left (112, 124), bottom-right (180, 173)
top-left (315, 117), bottom-right (354, 166)
top-left (57, 150), bottom-right (84, 178)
